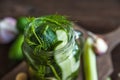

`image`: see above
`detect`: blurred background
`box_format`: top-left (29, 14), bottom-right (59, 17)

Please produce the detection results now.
top-left (0, 0), bottom-right (120, 80)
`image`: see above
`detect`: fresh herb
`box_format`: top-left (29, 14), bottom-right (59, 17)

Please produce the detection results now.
top-left (24, 15), bottom-right (72, 51)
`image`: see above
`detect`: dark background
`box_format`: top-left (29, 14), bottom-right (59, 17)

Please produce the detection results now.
top-left (0, 0), bottom-right (120, 80)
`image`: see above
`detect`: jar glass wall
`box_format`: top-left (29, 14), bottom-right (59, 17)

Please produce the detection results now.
top-left (22, 16), bottom-right (84, 80)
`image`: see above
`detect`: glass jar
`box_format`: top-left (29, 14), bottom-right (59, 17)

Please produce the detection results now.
top-left (22, 17), bottom-right (84, 80)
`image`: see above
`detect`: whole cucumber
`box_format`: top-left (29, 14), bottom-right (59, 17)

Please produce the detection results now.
top-left (8, 34), bottom-right (24, 61)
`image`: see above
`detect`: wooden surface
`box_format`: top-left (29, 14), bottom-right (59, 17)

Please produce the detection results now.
top-left (0, 0), bottom-right (120, 80)
top-left (2, 25), bottom-right (120, 80)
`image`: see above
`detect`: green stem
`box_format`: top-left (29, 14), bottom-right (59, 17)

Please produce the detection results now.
top-left (48, 64), bottom-right (61, 80)
top-left (31, 26), bottom-right (41, 44)
top-left (38, 65), bottom-right (45, 79)
top-left (43, 18), bottom-right (61, 26)
top-left (83, 38), bottom-right (98, 80)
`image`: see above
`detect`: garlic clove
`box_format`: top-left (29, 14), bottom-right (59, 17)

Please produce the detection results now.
top-left (93, 37), bottom-right (108, 55)
top-left (16, 72), bottom-right (27, 80)
top-left (87, 31), bottom-right (108, 55)
top-left (0, 17), bottom-right (18, 44)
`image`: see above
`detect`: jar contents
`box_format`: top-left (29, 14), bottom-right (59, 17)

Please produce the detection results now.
top-left (22, 15), bottom-right (83, 80)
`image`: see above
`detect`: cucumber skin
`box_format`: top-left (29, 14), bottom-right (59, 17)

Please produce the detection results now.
top-left (83, 38), bottom-right (98, 80)
top-left (17, 17), bottom-right (28, 33)
top-left (8, 34), bottom-right (24, 60)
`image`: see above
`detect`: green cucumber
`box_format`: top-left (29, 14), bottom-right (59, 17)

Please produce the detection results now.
top-left (54, 29), bottom-right (80, 80)
top-left (8, 34), bottom-right (24, 60)
top-left (83, 37), bottom-right (98, 80)
top-left (17, 17), bottom-right (29, 33)
top-left (55, 30), bottom-right (68, 50)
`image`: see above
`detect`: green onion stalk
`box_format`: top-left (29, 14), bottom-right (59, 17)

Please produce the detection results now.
top-left (83, 37), bottom-right (98, 80)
